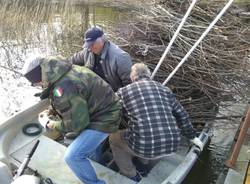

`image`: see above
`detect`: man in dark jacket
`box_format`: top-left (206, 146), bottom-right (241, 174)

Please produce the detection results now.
top-left (67, 26), bottom-right (132, 91)
top-left (22, 56), bottom-right (121, 184)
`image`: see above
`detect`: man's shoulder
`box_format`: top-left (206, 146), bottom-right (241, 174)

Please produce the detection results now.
top-left (51, 83), bottom-right (79, 105)
top-left (122, 80), bottom-right (173, 94)
top-left (150, 80), bottom-right (172, 91)
top-left (72, 64), bottom-right (92, 73)
top-left (108, 41), bottom-right (129, 56)
top-left (118, 81), bottom-right (145, 95)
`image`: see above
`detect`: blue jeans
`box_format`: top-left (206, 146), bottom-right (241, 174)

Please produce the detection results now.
top-left (64, 129), bottom-right (108, 184)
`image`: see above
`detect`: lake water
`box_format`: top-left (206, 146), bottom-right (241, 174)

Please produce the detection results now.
top-left (0, 0), bottom-right (131, 118)
top-left (0, 1), bottom-right (248, 183)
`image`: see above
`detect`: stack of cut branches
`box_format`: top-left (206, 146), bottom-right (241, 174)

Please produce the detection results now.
top-left (111, 1), bottom-right (250, 125)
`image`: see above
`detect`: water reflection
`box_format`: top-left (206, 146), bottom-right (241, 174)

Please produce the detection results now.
top-left (0, 0), bottom-right (128, 117)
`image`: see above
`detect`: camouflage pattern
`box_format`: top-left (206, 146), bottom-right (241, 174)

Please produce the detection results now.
top-left (40, 56), bottom-right (122, 133)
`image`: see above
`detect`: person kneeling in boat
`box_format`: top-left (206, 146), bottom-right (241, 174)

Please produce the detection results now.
top-left (22, 56), bottom-right (122, 184)
top-left (109, 63), bottom-right (203, 182)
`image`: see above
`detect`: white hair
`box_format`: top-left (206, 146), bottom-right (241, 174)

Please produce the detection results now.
top-left (94, 35), bottom-right (106, 44)
top-left (22, 56), bottom-right (43, 75)
top-left (130, 63), bottom-right (151, 82)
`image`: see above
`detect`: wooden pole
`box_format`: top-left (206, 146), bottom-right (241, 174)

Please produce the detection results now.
top-left (225, 107), bottom-right (250, 168)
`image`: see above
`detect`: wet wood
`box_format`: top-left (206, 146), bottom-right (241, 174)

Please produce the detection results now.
top-left (225, 107), bottom-right (250, 168)
top-left (246, 164), bottom-right (250, 184)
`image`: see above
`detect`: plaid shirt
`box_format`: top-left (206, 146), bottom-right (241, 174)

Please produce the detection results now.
top-left (116, 78), bottom-right (196, 158)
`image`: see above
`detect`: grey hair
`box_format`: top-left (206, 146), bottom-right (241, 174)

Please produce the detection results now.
top-left (95, 34), bottom-right (106, 44)
top-left (130, 63), bottom-right (151, 81)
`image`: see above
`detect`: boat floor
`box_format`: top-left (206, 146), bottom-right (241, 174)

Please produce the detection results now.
top-left (8, 119), bottom-right (191, 184)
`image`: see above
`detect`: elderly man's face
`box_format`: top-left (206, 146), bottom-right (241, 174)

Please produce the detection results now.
top-left (89, 40), bottom-right (104, 55)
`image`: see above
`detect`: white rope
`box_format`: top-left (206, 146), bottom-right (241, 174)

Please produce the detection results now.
top-left (162, 0), bottom-right (235, 85)
top-left (151, 0), bottom-right (197, 79)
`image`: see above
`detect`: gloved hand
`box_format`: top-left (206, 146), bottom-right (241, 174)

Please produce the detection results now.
top-left (191, 137), bottom-right (204, 151)
top-left (38, 110), bottom-right (61, 130)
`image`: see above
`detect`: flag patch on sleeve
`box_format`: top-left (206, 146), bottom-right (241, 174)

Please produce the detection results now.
top-left (53, 87), bottom-right (63, 97)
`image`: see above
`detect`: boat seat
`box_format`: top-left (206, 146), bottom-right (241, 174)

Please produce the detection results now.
top-left (10, 135), bottom-right (135, 184)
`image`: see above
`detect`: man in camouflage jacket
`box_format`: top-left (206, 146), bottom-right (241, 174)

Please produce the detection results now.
top-left (22, 56), bottom-right (121, 184)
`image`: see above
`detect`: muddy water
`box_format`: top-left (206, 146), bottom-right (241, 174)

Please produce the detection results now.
top-left (0, 1), bottom-right (248, 184)
top-left (183, 102), bottom-right (247, 184)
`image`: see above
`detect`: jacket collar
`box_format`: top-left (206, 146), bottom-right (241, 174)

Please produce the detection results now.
top-left (100, 41), bottom-right (110, 60)
top-left (134, 76), bottom-right (151, 82)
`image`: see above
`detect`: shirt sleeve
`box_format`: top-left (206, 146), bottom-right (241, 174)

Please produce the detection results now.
top-left (52, 82), bottom-right (90, 133)
top-left (115, 89), bottom-right (122, 98)
top-left (171, 94), bottom-right (196, 139)
top-left (53, 96), bottom-right (90, 133)
top-left (66, 49), bottom-right (88, 66)
top-left (116, 52), bottom-right (132, 87)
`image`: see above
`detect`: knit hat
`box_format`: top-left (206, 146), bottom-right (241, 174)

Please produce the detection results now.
top-left (22, 56), bottom-right (43, 84)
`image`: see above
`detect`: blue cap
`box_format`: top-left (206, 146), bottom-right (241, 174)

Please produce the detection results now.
top-left (83, 27), bottom-right (104, 48)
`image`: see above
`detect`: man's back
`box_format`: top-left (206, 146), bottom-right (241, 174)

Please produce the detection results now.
top-left (117, 78), bottom-right (195, 158)
top-left (41, 59), bottom-right (121, 133)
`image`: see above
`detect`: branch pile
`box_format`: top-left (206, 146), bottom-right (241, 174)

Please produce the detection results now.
top-left (111, 1), bottom-right (250, 125)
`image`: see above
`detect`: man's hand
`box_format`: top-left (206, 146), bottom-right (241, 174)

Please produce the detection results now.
top-left (191, 137), bottom-right (204, 151)
top-left (38, 110), bottom-right (50, 128)
top-left (38, 110), bottom-right (61, 130)
top-left (47, 121), bottom-right (57, 129)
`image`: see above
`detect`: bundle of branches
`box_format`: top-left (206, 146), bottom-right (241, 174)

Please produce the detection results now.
top-left (110, 1), bottom-right (250, 125)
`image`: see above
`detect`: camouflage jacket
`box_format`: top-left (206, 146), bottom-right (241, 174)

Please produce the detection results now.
top-left (40, 57), bottom-right (122, 133)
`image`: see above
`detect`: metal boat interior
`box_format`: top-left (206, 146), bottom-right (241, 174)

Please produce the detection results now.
top-left (0, 99), bottom-right (210, 184)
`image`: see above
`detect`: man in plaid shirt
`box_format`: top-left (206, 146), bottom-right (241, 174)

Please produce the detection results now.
top-left (109, 63), bottom-right (203, 182)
